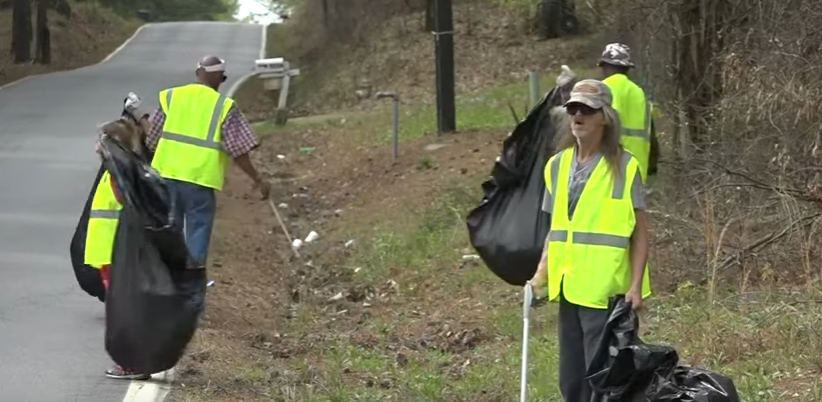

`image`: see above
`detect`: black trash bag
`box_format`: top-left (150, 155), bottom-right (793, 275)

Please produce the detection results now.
top-left (99, 135), bottom-right (204, 374)
top-left (68, 163), bottom-right (108, 302)
top-left (651, 366), bottom-right (741, 402)
top-left (586, 296), bottom-right (741, 402)
top-left (466, 85), bottom-right (568, 286)
top-left (586, 296), bottom-right (680, 401)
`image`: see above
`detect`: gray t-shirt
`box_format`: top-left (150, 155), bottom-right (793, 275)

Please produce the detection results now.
top-left (542, 149), bottom-right (645, 219)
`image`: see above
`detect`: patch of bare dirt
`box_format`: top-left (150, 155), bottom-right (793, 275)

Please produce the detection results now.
top-left (170, 123), bottom-right (509, 400)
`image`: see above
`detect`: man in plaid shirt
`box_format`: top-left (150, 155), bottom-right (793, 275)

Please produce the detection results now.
top-left (144, 55), bottom-right (270, 265)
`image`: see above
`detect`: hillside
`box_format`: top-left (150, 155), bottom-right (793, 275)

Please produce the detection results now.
top-left (0, 3), bottom-right (141, 86)
top-left (171, 1), bottom-right (822, 401)
top-left (235, 2), bottom-right (597, 121)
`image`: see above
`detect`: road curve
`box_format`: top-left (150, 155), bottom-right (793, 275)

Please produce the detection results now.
top-left (0, 21), bottom-right (263, 402)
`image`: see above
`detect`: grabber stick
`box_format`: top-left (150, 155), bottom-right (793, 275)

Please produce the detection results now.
top-left (521, 283), bottom-right (534, 402)
top-left (267, 198), bottom-right (301, 259)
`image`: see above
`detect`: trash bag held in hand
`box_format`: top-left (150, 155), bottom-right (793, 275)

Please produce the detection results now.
top-left (99, 135), bottom-right (204, 374)
top-left (586, 296), bottom-right (741, 402)
top-left (69, 164), bottom-right (108, 302)
top-left (466, 85), bottom-right (568, 286)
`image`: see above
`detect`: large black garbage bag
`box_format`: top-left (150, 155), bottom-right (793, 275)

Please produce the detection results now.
top-left (69, 164), bottom-right (108, 302)
top-left (99, 135), bottom-right (203, 374)
top-left (586, 296), bottom-right (741, 402)
top-left (466, 86), bottom-right (568, 286)
top-left (586, 296), bottom-right (680, 401)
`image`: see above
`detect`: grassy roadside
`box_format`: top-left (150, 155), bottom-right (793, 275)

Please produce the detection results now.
top-left (0, 3), bottom-right (141, 86)
top-left (169, 66), bottom-right (822, 402)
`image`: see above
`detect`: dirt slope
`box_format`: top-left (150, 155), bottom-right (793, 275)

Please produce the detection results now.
top-left (0, 4), bottom-right (139, 86)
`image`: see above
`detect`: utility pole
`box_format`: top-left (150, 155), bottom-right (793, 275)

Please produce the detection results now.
top-left (433, 0), bottom-right (456, 134)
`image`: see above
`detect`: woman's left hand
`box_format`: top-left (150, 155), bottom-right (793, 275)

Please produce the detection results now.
top-left (625, 287), bottom-right (642, 310)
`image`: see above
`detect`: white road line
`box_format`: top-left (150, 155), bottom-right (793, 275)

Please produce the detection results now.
top-left (100, 24), bottom-right (150, 64)
top-left (0, 24), bottom-right (151, 93)
top-left (122, 22), bottom-right (268, 402)
top-left (121, 369), bottom-right (175, 402)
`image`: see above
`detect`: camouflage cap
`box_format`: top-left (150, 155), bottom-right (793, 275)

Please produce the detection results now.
top-left (598, 43), bottom-right (635, 68)
top-left (564, 79), bottom-right (613, 109)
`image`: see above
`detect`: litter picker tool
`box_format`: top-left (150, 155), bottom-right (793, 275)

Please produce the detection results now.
top-left (521, 282), bottom-right (534, 402)
top-left (267, 198), bottom-right (301, 259)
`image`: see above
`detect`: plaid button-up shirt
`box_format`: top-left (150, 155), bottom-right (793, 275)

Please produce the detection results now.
top-left (145, 103), bottom-right (259, 158)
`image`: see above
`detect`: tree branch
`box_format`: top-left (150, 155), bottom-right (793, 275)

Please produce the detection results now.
top-left (714, 213), bottom-right (822, 272)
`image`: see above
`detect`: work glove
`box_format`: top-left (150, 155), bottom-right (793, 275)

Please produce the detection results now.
top-left (556, 65), bottom-right (576, 87)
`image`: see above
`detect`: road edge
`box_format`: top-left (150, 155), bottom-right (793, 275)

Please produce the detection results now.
top-left (121, 369), bottom-right (175, 402)
top-left (121, 21), bottom-right (269, 402)
top-left (0, 23), bottom-right (150, 92)
top-left (225, 22), bottom-right (269, 97)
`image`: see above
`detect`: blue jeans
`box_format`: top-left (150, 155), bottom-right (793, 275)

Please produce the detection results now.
top-left (165, 179), bottom-right (216, 268)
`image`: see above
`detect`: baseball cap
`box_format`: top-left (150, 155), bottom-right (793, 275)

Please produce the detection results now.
top-left (563, 79), bottom-right (613, 109)
top-left (598, 43), bottom-right (635, 68)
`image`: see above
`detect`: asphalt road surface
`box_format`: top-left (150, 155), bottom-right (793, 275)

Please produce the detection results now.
top-left (0, 21), bottom-right (263, 402)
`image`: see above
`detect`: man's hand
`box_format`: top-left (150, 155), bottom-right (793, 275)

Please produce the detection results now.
top-left (625, 286), bottom-right (643, 310)
top-left (253, 178), bottom-right (271, 200)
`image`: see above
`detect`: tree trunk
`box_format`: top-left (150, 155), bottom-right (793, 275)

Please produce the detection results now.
top-left (35, 0), bottom-right (50, 64)
top-left (424, 0), bottom-right (434, 31)
top-left (321, 0), bottom-right (329, 28)
top-left (537, 0), bottom-right (579, 40)
top-left (12, 0), bottom-right (32, 63)
top-left (672, 0), bottom-right (728, 151)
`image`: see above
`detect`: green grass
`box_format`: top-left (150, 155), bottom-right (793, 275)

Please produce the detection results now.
top-left (269, 175), bottom-right (822, 401)
top-left (245, 63), bottom-right (822, 401)
top-left (252, 64), bottom-right (600, 147)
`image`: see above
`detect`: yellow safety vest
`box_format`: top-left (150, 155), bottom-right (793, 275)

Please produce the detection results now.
top-left (84, 170), bottom-right (123, 268)
top-left (152, 83), bottom-right (234, 190)
top-left (603, 74), bottom-right (651, 182)
top-left (544, 147), bottom-right (652, 309)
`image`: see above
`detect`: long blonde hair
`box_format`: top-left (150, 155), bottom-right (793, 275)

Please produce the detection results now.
top-left (553, 105), bottom-right (624, 179)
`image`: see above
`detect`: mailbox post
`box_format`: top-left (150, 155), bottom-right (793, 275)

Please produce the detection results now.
top-left (255, 57), bottom-right (301, 126)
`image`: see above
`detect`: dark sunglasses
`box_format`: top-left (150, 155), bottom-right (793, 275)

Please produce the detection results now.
top-left (221, 74), bottom-right (227, 83)
top-left (565, 103), bottom-right (600, 116)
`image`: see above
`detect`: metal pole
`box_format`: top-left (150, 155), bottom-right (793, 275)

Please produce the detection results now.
top-left (433, 0), bottom-right (456, 134)
top-left (528, 71), bottom-right (540, 109)
top-left (520, 283), bottom-right (533, 402)
top-left (392, 97), bottom-right (399, 161)
top-left (376, 91), bottom-right (400, 162)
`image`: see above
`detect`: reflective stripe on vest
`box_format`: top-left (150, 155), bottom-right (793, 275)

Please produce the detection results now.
top-left (151, 84), bottom-right (233, 190)
top-left (543, 148), bottom-right (652, 309)
top-left (84, 171), bottom-right (123, 268)
top-left (603, 74), bottom-right (651, 182)
top-left (160, 88), bottom-right (227, 151)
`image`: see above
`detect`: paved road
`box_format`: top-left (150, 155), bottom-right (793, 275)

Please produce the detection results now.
top-left (0, 21), bottom-right (263, 402)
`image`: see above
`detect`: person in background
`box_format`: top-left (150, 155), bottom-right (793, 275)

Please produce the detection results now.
top-left (597, 43), bottom-right (654, 182)
top-left (89, 94), bottom-right (153, 380)
top-left (528, 79), bottom-right (652, 402)
top-left (144, 55), bottom-right (270, 271)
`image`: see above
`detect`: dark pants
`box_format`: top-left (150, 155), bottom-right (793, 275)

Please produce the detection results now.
top-left (558, 292), bottom-right (609, 402)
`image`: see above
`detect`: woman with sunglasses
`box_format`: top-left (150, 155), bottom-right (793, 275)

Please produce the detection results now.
top-left (528, 79), bottom-right (652, 402)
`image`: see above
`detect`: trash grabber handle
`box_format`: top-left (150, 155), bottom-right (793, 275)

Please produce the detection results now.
top-left (521, 283), bottom-right (534, 402)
